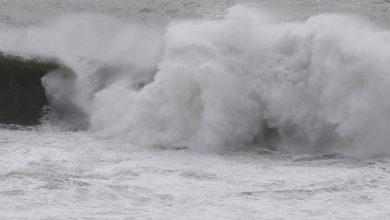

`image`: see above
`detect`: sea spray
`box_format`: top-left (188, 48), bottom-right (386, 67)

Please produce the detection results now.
top-left (1, 5), bottom-right (390, 154)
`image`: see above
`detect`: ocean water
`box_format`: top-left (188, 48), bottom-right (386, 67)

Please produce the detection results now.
top-left (1, 0), bottom-right (390, 219)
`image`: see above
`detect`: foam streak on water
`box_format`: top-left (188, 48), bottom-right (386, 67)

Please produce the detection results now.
top-left (1, 126), bottom-right (390, 219)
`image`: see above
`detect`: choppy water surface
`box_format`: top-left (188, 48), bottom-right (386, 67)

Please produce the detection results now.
top-left (1, 0), bottom-right (390, 219)
top-left (1, 126), bottom-right (390, 219)
top-left (1, 0), bottom-right (390, 25)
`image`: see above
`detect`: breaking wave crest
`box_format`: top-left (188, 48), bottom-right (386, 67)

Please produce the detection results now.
top-left (1, 5), bottom-right (390, 155)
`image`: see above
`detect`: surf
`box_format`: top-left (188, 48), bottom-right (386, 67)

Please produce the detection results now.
top-left (1, 5), bottom-right (390, 155)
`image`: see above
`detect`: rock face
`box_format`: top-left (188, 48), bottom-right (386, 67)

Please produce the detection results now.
top-left (0, 54), bottom-right (61, 125)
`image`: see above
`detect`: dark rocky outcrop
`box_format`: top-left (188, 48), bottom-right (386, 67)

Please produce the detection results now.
top-left (0, 53), bottom-right (61, 125)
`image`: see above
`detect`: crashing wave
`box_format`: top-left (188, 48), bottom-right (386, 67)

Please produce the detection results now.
top-left (0, 53), bottom-right (62, 125)
top-left (1, 5), bottom-right (390, 155)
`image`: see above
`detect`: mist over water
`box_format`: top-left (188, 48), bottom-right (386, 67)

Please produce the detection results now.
top-left (1, 5), bottom-right (390, 155)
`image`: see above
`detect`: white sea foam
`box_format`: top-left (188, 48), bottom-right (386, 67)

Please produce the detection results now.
top-left (1, 5), bottom-right (390, 154)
